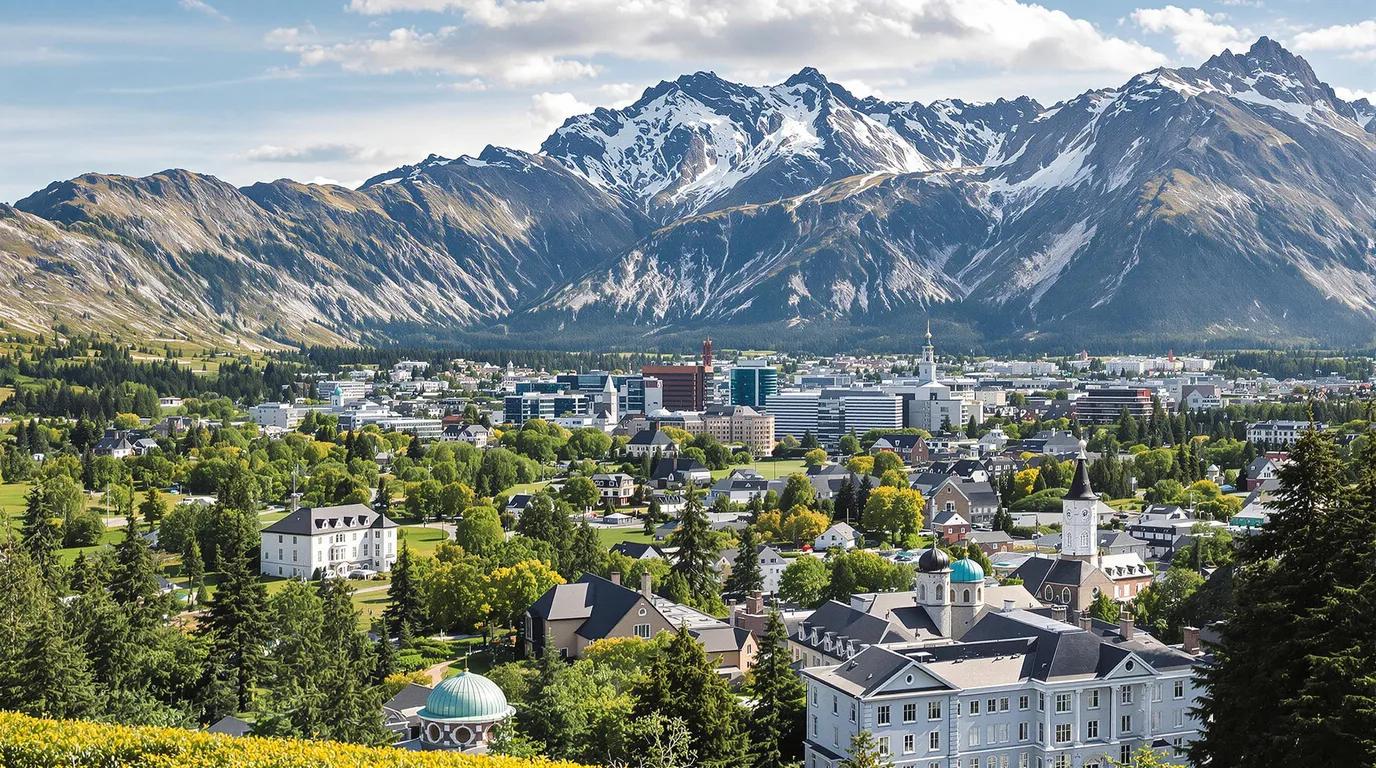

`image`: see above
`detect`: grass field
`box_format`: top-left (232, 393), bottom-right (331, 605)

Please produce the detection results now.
top-left (398, 524), bottom-right (450, 557)
top-left (595, 527), bottom-right (655, 548)
top-left (712, 457), bottom-right (808, 481)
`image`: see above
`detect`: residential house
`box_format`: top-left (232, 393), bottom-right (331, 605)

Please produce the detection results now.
top-left (868, 434), bottom-right (929, 465)
top-left (625, 428), bottom-right (678, 458)
top-left (720, 544), bottom-right (788, 594)
top-left (649, 456), bottom-right (712, 488)
top-left (592, 473), bottom-right (636, 507)
top-left (924, 476), bottom-right (1001, 528)
top-left (93, 428), bottom-right (135, 459)
top-left (259, 503), bottom-right (399, 579)
top-left (929, 509), bottom-right (972, 544)
top-left (967, 529), bottom-right (1014, 555)
top-left (815, 522), bottom-right (864, 551)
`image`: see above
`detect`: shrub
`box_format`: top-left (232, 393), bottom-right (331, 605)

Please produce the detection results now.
top-left (0, 711), bottom-right (588, 768)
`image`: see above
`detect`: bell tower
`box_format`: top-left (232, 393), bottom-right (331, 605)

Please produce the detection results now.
top-left (918, 319), bottom-right (938, 383)
top-left (1061, 440), bottom-right (1099, 566)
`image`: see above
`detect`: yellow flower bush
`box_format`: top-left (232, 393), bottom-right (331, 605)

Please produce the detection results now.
top-left (0, 712), bottom-right (590, 768)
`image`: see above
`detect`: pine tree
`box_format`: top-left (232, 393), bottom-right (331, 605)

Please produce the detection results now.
top-left (1190, 429), bottom-right (1376, 767)
top-left (747, 611), bottom-right (805, 768)
top-left (840, 730), bottom-right (890, 768)
top-left (634, 626), bottom-right (747, 768)
top-left (384, 542), bottom-right (426, 637)
top-left (201, 538), bottom-right (269, 712)
top-left (668, 489), bottom-right (722, 609)
top-left (182, 535), bottom-right (205, 595)
top-left (110, 514), bottom-right (166, 628)
top-left (316, 578), bottom-right (391, 744)
top-left (724, 526), bottom-right (763, 597)
top-left (21, 483), bottom-right (61, 584)
top-left (568, 519), bottom-right (607, 577)
top-left (836, 477), bottom-right (855, 523)
top-left (17, 609), bottom-right (98, 719)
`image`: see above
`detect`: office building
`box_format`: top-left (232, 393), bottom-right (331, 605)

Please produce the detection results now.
top-left (768, 390), bottom-right (822, 441)
top-left (730, 360), bottom-right (779, 408)
top-left (642, 340), bottom-right (714, 411)
top-left (1074, 389), bottom-right (1153, 425)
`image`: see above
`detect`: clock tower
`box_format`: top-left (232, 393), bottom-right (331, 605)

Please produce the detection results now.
top-left (1061, 440), bottom-right (1099, 566)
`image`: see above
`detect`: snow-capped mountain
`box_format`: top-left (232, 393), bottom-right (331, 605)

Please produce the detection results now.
top-left (540, 68), bottom-right (1040, 222)
top-left (5, 37), bottom-right (1376, 350)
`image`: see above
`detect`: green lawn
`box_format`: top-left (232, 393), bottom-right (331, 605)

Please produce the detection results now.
top-left (595, 527), bottom-right (655, 548)
top-left (503, 480), bottom-right (550, 496)
top-left (712, 457), bottom-right (808, 481)
top-left (399, 525), bottom-right (450, 557)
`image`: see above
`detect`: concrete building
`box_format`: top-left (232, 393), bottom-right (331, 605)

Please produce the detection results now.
top-left (259, 503), bottom-right (399, 579)
top-left (768, 390), bottom-right (823, 441)
top-left (731, 359), bottom-right (780, 408)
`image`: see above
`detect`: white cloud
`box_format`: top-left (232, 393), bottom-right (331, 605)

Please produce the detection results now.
top-left (242, 143), bottom-right (399, 163)
top-left (178, 0), bottom-right (229, 22)
top-left (529, 92), bottom-right (594, 132)
top-left (1293, 20), bottom-right (1376, 60)
top-left (1130, 6), bottom-right (1251, 60)
top-left (1333, 85), bottom-right (1376, 103)
top-left (278, 0), bottom-right (1165, 91)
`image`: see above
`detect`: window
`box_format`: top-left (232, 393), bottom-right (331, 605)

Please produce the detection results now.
top-left (1055, 756), bottom-right (1069, 768)
top-left (1000, 697), bottom-right (1010, 712)
top-left (1019, 754), bottom-right (1029, 768)
top-left (986, 726), bottom-right (995, 744)
top-left (877, 705), bottom-right (890, 726)
top-left (1121, 715), bottom-right (1132, 733)
top-left (634, 623), bottom-right (651, 639)
top-left (639, 608), bottom-right (648, 616)
top-left (1055, 693), bottom-right (1071, 713)
top-left (904, 734), bottom-right (916, 754)
top-left (277, 535), bottom-right (283, 543)
top-left (905, 703), bottom-right (918, 723)
top-left (1121, 745), bottom-right (1133, 763)
top-left (811, 715), bottom-right (817, 736)
top-left (1055, 724), bottom-right (1071, 743)
top-left (1174, 710), bottom-right (1184, 728)
top-left (930, 731), bottom-right (940, 750)
top-left (970, 699), bottom-right (981, 715)
top-left (1153, 683), bottom-right (1162, 702)
top-left (987, 758), bottom-right (997, 768)
top-left (1018, 722), bottom-right (1028, 741)
top-left (1038, 693), bottom-right (1045, 711)
top-left (928, 701), bottom-right (942, 720)
top-left (997, 724), bottom-right (1008, 743)
top-left (1174, 680), bottom-right (1185, 699)
top-left (850, 703), bottom-right (856, 722)
top-left (968, 727), bottom-right (980, 747)
top-left (1086, 720), bottom-right (1099, 739)
top-left (832, 695), bottom-right (838, 715)
top-left (811, 688), bottom-right (818, 705)
top-left (1120, 687), bottom-right (1134, 705)
top-left (877, 737), bottom-right (889, 756)
top-left (987, 698), bottom-right (997, 713)
top-left (1019, 695), bottom-right (1030, 711)
top-left (1088, 689), bottom-right (1100, 709)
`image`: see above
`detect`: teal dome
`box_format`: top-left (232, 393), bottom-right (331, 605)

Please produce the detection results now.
top-left (950, 558), bottom-right (985, 583)
top-left (418, 672), bottom-right (514, 723)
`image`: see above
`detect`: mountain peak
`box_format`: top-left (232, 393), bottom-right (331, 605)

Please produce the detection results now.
top-left (784, 66), bottom-right (831, 88)
top-left (1202, 36), bottom-right (1321, 89)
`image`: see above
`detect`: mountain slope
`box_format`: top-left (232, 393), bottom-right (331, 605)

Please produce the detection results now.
top-left (534, 38), bottom-right (1376, 348)
top-left (4, 38), bottom-right (1376, 350)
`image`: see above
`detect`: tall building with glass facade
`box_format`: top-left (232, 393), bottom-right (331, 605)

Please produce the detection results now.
top-left (730, 360), bottom-right (779, 408)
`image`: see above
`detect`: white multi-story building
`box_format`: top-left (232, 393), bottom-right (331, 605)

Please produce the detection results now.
top-left (768, 390), bottom-right (822, 440)
top-left (1245, 420), bottom-right (1318, 446)
top-left (317, 380), bottom-right (368, 403)
top-left (899, 328), bottom-right (984, 433)
top-left (249, 402), bottom-right (303, 429)
top-left (259, 503), bottom-right (399, 579)
top-left (802, 608), bottom-right (1204, 768)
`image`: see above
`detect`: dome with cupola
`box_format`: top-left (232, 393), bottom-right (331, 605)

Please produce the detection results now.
top-left (416, 671), bottom-right (514, 752)
top-left (949, 558), bottom-right (985, 583)
top-left (917, 544), bottom-right (951, 573)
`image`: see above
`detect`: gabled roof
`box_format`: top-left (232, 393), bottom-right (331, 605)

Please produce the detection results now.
top-left (262, 503), bottom-right (397, 536)
top-left (527, 573), bottom-right (664, 642)
top-left (629, 429), bottom-right (676, 447)
top-left (798, 600), bottom-right (916, 651)
top-left (1009, 556), bottom-right (1097, 593)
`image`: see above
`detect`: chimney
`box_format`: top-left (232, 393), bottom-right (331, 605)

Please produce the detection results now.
top-left (641, 571), bottom-right (653, 599)
top-left (1182, 626), bottom-right (1200, 655)
top-left (1120, 608), bottom-right (1135, 641)
top-left (747, 590), bottom-right (765, 615)
top-left (1078, 614), bottom-right (1093, 631)
top-left (609, 571), bottom-right (621, 587)
top-left (1002, 599), bottom-right (1015, 613)
top-left (1051, 605), bottom-right (1067, 624)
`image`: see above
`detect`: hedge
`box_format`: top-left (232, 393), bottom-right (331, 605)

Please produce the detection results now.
top-left (0, 712), bottom-right (588, 768)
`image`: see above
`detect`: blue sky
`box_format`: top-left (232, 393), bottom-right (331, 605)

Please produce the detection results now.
top-left (3, 0), bottom-right (1375, 202)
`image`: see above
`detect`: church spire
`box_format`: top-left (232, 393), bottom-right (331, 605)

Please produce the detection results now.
top-left (919, 318), bottom-right (937, 382)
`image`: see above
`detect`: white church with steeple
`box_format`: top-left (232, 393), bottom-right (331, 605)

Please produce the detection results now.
top-left (906, 320), bottom-right (984, 434)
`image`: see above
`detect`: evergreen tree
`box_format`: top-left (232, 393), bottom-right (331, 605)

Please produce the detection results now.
top-left (110, 514), bottom-right (166, 628)
top-left (840, 730), bottom-right (890, 768)
top-left (1191, 429), bottom-right (1376, 767)
top-left (747, 611), bottom-right (805, 768)
top-left (315, 578), bottom-right (391, 744)
top-left (21, 483), bottom-right (61, 584)
top-left (724, 526), bottom-right (763, 597)
top-left (668, 489), bottom-right (722, 609)
top-left (836, 477), bottom-right (855, 524)
top-left (384, 542), bottom-right (426, 637)
top-left (568, 519), bottom-right (608, 577)
top-left (182, 535), bottom-right (205, 597)
top-left (634, 626), bottom-right (747, 768)
top-left (17, 609), bottom-right (98, 719)
top-left (139, 486), bottom-right (168, 531)
top-left (200, 538), bottom-right (269, 712)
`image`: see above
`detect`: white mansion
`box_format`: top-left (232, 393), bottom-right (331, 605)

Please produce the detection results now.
top-left (260, 503), bottom-right (399, 579)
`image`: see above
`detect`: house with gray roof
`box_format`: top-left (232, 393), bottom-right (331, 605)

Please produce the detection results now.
top-left (259, 503), bottom-right (398, 579)
top-left (803, 606), bottom-right (1205, 768)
